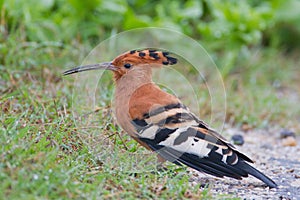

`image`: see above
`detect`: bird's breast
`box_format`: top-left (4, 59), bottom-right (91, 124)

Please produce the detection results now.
top-left (114, 89), bottom-right (136, 136)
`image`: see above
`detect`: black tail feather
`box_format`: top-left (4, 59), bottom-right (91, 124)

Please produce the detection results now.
top-left (141, 138), bottom-right (277, 188)
top-left (237, 161), bottom-right (277, 188)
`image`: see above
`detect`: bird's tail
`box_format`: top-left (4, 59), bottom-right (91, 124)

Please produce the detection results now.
top-left (239, 161), bottom-right (277, 188)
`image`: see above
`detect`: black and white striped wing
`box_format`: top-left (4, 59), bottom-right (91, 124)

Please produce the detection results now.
top-left (131, 103), bottom-right (277, 188)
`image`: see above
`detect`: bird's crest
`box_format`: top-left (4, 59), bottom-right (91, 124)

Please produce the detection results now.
top-left (112, 49), bottom-right (177, 67)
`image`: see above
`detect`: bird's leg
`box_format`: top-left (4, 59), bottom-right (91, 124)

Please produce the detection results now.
top-left (156, 155), bottom-right (168, 172)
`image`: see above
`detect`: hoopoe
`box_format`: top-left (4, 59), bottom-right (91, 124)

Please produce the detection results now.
top-left (63, 49), bottom-right (277, 188)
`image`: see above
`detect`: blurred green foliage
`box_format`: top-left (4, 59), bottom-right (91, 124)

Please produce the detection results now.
top-left (1, 0), bottom-right (300, 70)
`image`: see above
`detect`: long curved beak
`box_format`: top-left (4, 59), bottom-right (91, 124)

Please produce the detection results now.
top-left (63, 62), bottom-right (117, 76)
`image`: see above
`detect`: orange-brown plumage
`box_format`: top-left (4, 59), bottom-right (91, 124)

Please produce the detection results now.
top-left (63, 48), bottom-right (277, 188)
top-left (129, 83), bottom-right (179, 120)
top-left (112, 49), bottom-right (176, 67)
top-left (111, 49), bottom-right (177, 81)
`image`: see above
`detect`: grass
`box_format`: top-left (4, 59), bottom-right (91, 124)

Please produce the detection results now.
top-left (1, 33), bottom-right (300, 199)
top-left (224, 49), bottom-right (300, 129)
top-left (0, 39), bottom-right (211, 199)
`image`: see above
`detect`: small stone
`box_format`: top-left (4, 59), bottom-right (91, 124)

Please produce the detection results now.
top-left (286, 169), bottom-right (294, 173)
top-left (260, 143), bottom-right (273, 150)
top-left (241, 123), bottom-right (252, 131)
top-left (280, 129), bottom-right (296, 139)
top-left (199, 183), bottom-right (209, 188)
top-left (279, 196), bottom-right (291, 200)
top-left (231, 134), bottom-right (244, 145)
top-left (282, 136), bottom-right (297, 147)
top-left (184, 190), bottom-right (193, 198)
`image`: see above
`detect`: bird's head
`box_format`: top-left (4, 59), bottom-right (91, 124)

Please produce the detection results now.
top-left (63, 49), bottom-right (177, 81)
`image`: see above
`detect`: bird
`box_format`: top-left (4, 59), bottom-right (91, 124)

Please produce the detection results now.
top-left (63, 49), bottom-right (277, 188)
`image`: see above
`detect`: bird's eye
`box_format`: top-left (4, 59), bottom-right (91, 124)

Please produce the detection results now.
top-left (124, 63), bottom-right (132, 69)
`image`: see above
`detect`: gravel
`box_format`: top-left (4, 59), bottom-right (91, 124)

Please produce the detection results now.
top-left (188, 127), bottom-right (300, 199)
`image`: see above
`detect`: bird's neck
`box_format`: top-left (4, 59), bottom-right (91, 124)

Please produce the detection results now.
top-left (114, 67), bottom-right (153, 96)
top-left (113, 67), bottom-right (153, 134)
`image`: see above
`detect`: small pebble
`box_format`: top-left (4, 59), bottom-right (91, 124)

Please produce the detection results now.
top-left (286, 169), bottom-right (294, 173)
top-left (282, 136), bottom-right (297, 147)
top-left (280, 129), bottom-right (296, 139)
top-left (231, 134), bottom-right (244, 145)
top-left (260, 143), bottom-right (273, 150)
top-left (184, 190), bottom-right (193, 198)
top-left (241, 123), bottom-right (252, 131)
top-left (279, 196), bottom-right (291, 200)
